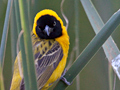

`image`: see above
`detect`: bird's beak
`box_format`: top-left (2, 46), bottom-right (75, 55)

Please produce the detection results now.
top-left (44, 25), bottom-right (53, 36)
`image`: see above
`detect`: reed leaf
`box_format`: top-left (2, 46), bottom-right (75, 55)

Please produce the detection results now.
top-left (54, 8), bottom-right (120, 90)
top-left (80, 0), bottom-right (120, 89)
top-left (0, 0), bottom-right (13, 89)
top-left (0, 64), bottom-right (4, 90)
top-left (10, 2), bottom-right (17, 64)
top-left (14, 0), bottom-right (30, 89)
top-left (18, 0), bottom-right (37, 90)
top-left (0, 0), bottom-right (13, 67)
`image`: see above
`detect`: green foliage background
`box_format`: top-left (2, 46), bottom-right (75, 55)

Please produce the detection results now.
top-left (0, 0), bottom-right (120, 90)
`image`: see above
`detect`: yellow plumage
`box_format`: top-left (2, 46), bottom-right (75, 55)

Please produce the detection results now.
top-left (10, 9), bottom-right (69, 90)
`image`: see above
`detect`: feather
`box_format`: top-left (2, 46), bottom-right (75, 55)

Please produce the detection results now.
top-left (20, 32), bottom-right (63, 89)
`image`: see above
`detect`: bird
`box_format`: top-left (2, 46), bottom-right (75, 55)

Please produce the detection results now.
top-left (10, 9), bottom-right (69, 90)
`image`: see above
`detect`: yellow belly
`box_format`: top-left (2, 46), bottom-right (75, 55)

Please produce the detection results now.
top-left (42, 55), bottom-right (67, 90)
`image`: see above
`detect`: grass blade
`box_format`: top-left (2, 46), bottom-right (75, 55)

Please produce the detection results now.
top-left (14, 0), bottom-right (31, 90)
top-left (0, 64), bottom-right (4, 90)
top-left (80, 0), bottom-right (120, 60)
top-left (18, 0), bottom-right (38, 90)
top-left (10, 2), bottom-right (17, 64)
top-left (0, 0), bottom-right (13, 67)
top-left (54, 9), bottom-right (120, 90)
top-left (80, 0), bottom-right (120, 89)
top-left (0, 0), bottom-right (13, 89)
top-left (14, 0), bottom-right (30, 90)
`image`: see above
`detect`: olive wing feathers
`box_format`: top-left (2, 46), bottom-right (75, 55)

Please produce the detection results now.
top-left (35, 41), bottom-right (63, 89)
top-left (20, 34), bottom-right (63, 90)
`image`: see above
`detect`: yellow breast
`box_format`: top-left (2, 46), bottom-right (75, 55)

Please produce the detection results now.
top-left (42, 26), bottom-right (69, 89)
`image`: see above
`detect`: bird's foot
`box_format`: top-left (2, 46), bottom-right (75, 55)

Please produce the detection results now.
top-left (60, 68), bottom-right (72, 86)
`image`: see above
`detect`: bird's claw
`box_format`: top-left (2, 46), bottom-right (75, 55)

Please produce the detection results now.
top-left (60, 68), bottom-right (72, 86)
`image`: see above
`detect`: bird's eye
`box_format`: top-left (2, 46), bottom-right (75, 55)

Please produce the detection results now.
top-left (38, 26), bottom-right (41, 29)
top-left (53, 21), bottom-right (56, 26)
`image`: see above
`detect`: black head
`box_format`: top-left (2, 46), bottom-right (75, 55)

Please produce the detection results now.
top-left (35, 15), bottom-right (62, 39)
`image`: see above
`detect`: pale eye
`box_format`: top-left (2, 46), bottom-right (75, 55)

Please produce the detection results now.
top-left (53, 21), bottom-right (56, 26)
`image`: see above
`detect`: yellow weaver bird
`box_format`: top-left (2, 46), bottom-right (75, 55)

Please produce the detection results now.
top-left (10, 9), bottom-right (69, 90)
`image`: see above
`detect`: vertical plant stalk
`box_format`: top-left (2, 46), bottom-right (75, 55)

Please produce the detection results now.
top-left (80, 0), bottom-right (120, 89)
top-left (0, 0), bottom-right (13, 67)
top-left (113, 73), bottom-right (116, 90)
top-left (16, 31), bottom-right (24, 78)
top-left (14, 0), bottom-right (30, 90)
top-left (27, 0), bottom-right (32, 30)
top-left (75, 0), bottom-right (80, 90)
top-left (18, 0), bottom-right (38, 90)
top-left (10, 2), bottom-right (17, 65)
top-left (0, 64), bottom-right (4, 90)
top-left (108, 64), bottom-right (114, 90)
top-left (54, 9), bottom-right (120, 90)
top-left (0, 0), bottom-right (13, 89)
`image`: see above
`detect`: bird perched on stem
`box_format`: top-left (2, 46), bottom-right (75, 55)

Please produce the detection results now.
top-left (10, 9), bottom-right (69, 90)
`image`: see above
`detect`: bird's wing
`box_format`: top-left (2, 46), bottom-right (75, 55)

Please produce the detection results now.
top-left (20, 34), bottom-right (63, 90)
top-left (34, 40), bottom-right (63, 89)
